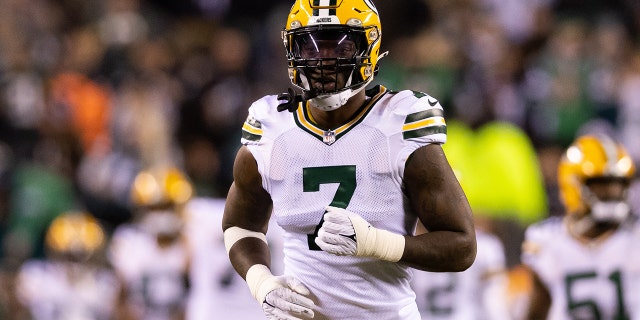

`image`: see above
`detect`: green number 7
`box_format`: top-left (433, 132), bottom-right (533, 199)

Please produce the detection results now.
top-left (303, 165), bottom-right (357, 250)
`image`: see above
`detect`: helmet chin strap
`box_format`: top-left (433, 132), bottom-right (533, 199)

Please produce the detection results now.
top-left (310, 85), bottom-right (367, 111)
top-left (568, 187), bottom-right (631, 237)
top-left (310, 69), bottom-right (374, 111)
top-left (277, 70), bottom-right (369, 112)
top-left (582, 187), bottom-right (631, 224)
top-left (277, 87), bottom-right (318, 112)
top-left (590, 200), bottom-right (630, 223)
top-left (570, 202), bottom-right (629, 238)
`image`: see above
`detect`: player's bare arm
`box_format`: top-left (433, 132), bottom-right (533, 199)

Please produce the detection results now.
top-left (524, 267), bottom-right (551, 320)
top-left (223, 147), bottom-right (315, 319)
top-left (402, 143), bottom-right (477, 272)
top-left (222, 146), bottom-right (273, 278)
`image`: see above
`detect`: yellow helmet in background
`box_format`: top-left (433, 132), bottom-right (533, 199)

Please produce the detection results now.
top-left (282, 0), bottom-right (383, 110)
top-left (45, 211), bottom-right (106, 258)
top-left (130, 167), bottom-right (194, 209)
top-left (558, 135), bottom-right (635, 216)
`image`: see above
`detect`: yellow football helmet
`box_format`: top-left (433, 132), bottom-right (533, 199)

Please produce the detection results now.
top-left (282, 0), bottom-right (383, 110)
top-left (45, 211), bottom-right (106, 258)
top-left (130, 167), bottom-right (194, 209)
top-left (558, 135), bottom-right (635, 217)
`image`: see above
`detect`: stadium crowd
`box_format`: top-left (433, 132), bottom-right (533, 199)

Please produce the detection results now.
top-left (1, 0), bottom-right (640, 318)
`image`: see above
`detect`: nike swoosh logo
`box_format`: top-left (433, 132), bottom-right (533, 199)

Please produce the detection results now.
top-left (428, 99), bottom-right (438, 106)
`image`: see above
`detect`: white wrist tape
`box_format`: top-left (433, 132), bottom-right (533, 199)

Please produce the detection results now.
top-left (350, 215), bottom-right (405, 262)
top-left (224, 226), bottom-right (268, 254)
top-left (245, 264), bottom-right (275, 303)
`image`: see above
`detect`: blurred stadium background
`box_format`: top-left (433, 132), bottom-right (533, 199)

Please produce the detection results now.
top-left (1, 0), bottom-right (639, 318)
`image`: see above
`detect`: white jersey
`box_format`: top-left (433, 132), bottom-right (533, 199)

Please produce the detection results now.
top-left (522, 217), bottom-right (640, 320)
top-left (411, 230), bottom-right (510, 320)
top-left (182, 197), bottom-right (285, 320)
top-left (109, 222), bottom-right (190, 320)
top-left (241, 86), bottom-right (447, 320)
top-left (16, 260), bottom-right (119, 320)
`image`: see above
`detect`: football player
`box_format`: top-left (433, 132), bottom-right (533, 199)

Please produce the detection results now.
top-left (222, 0), bottom-right (477, 319)
top-left (15, 211), bottom-right (120, 320)
top-left (521, 135), bottom-right (640, 319)
top-left (109, 167), bottom-right (193, 320)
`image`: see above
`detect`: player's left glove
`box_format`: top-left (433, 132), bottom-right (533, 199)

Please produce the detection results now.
top-left (314, 206), bottom-right (405, 262)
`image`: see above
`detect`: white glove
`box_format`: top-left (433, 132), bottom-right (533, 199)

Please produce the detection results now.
top-left (314, 206), bottom-right (405, 262)
top-left (246, 264), bottom-right (315, 319)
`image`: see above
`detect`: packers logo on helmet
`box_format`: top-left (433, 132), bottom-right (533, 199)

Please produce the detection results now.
top-left (282, 0), bottom-right (383, 111)
top-left (558, 135), bottom-right (635, 217)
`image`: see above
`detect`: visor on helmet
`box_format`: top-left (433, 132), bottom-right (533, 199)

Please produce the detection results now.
top-left (291, 28), bottom-right (366, 60)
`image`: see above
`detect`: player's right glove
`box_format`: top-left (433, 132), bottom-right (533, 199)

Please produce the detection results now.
top-left (246, 264), bottom-right (315, 319)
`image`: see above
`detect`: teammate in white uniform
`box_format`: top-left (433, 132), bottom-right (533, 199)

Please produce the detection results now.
top-left (16, 211), bottom-right (119, 320)
top-left (109, 167), bottom-right (193, 320)
top-left (183, 196), bottom-right (285, 320)
top-left (411, 229), bottom-right (510, 320)
top-left (521, 135), bottom-right (640, 320)
top-left (222, 1), bottom-right (477, 319)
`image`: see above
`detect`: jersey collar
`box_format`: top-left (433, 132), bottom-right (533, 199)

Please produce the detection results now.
top-left (294, 85), bottom-right (387, 145)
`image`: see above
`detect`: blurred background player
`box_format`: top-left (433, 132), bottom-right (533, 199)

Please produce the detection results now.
top-left (15, 210), bottom-right (119, 320)
top-left (412, 224), bottom-right (510, 320)
top-left (521, 135), bottom-right (640, 319)
top-left (109, 167), bottom-right (193, 320)
top-left (182, 196), bottom-right (285, 320)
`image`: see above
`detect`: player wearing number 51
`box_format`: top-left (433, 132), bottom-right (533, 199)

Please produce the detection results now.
top-left (221, 0), bottom-right (477, 319)
top-left (521, 135), bottom-right (640, 320)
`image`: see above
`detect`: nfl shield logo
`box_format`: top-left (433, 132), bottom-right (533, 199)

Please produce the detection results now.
top-left (323, 130), bottom-right (336, 145)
